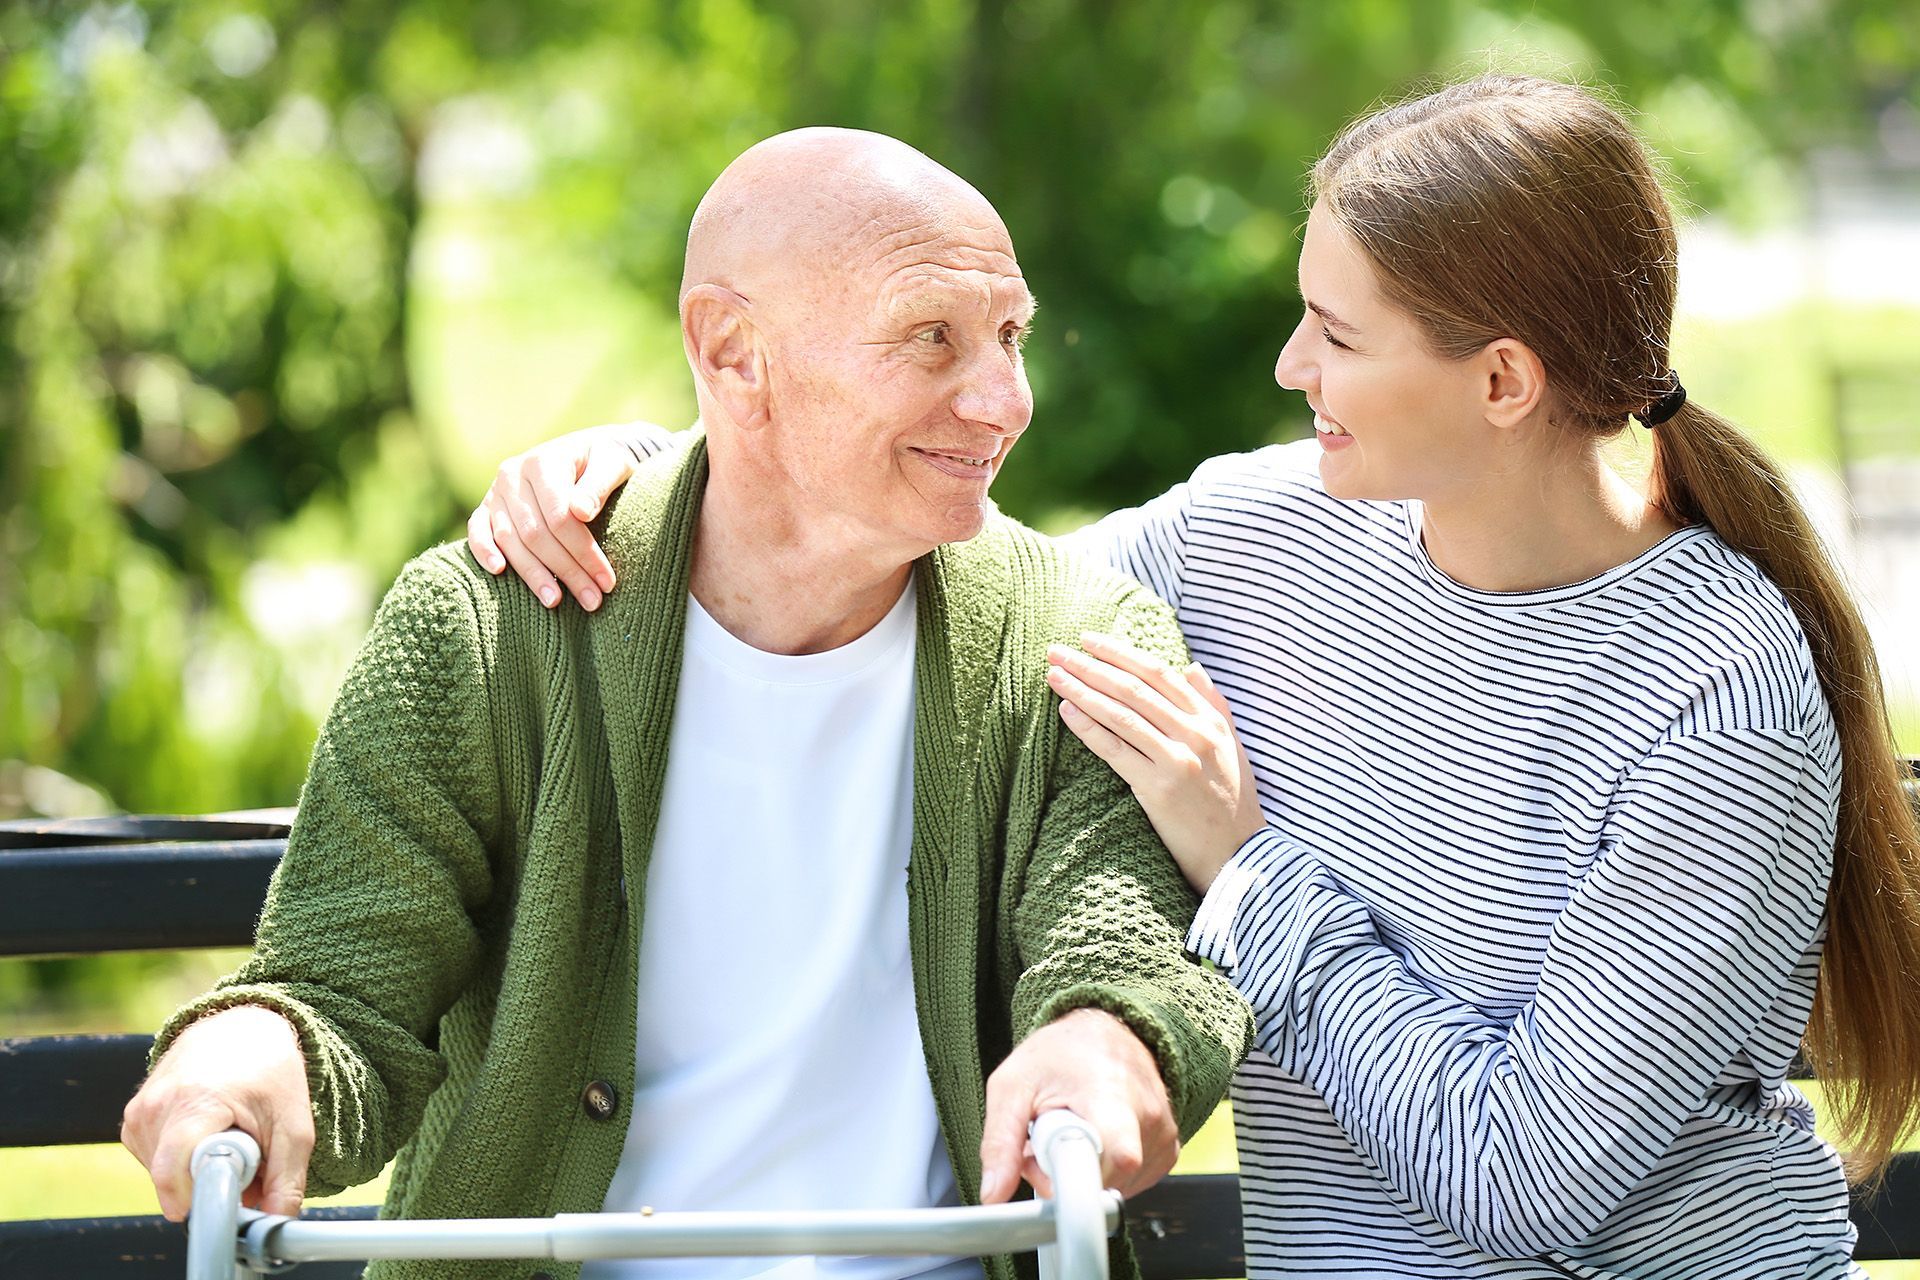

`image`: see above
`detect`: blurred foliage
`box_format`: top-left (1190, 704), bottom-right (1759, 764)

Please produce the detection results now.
top-left (3, 0), bottom-right (1917, 834)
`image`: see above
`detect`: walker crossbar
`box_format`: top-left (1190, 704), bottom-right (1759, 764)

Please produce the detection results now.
top-left (189, 1110), bottom-right (1120, 1280)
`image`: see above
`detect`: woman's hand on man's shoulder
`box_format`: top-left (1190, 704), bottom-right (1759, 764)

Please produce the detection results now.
top-left (465, 421), bottom-right (683, 611)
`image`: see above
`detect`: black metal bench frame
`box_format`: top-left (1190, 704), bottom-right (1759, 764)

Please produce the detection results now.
top-left (2, 803), bottom-right (1916, 1278)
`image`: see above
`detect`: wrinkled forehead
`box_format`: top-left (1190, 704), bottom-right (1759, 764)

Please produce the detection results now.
top-left (865, 218), bottom-right (1034, 322)
top-left (762, 190), bottom-right (1031, 329)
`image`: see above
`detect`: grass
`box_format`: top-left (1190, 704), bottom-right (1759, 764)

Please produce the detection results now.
top-left (1669, 302), bottom-right (1920, 468)
top-left (0, 1144), bottom-right (389, 1220)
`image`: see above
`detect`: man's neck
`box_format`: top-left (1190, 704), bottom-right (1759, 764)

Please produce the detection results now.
top-left (689, 462), bottom-right (918, 656)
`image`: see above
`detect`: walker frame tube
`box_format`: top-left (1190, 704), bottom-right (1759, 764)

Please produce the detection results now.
top-left (188, 1110), bottom-right (1118, 1280)
top-left (185, 1131), bottom-right (259, 1280)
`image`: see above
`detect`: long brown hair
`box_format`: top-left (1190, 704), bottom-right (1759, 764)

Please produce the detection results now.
top-left (1312, 73), bottom-right (1920, 1180)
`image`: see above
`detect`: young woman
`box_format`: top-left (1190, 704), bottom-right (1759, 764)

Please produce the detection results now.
top-left (465, 76), bottom-right (1920, 1279)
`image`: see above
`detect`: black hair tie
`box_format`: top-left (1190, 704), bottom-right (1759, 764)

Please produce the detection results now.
top-left (1635, 372), bottom-right (1686, 428)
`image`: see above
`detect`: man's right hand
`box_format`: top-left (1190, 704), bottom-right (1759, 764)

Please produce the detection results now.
top-left (121, 1005), bottom-right (314, 1222)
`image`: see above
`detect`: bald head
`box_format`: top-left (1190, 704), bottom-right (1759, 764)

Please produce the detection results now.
top-left (675, 129), bottom-right (1034, 565)
top-left (681, 128), bottom-right (1007, 312)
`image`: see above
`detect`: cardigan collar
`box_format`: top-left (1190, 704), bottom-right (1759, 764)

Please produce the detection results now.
top-left (588, 434), bottom-right (1014, 887)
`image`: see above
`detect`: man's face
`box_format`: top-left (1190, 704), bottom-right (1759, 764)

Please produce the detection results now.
top-left (762, 208), bottom-right (1035, 559)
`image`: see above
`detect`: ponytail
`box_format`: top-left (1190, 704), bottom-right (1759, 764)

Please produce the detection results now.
top-left (1651, 402), bottom-right (1920, 1181)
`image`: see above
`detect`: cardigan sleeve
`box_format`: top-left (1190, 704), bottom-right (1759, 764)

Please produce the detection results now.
top-left (150, 550), bottom-right (503, 1196)
top-left (1186, 726), bottom-right (1835, 1257)
top-left (1008, 586), bottom-right (1252, 1140)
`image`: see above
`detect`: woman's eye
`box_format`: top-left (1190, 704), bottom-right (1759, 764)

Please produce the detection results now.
top-left (1321, 327), bottom-right (1349, 351)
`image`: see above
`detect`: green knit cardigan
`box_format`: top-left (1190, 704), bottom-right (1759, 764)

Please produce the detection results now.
top-left (156, 438), bottom-right (1250, 1280)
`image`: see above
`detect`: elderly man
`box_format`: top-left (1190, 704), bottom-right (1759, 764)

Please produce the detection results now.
top-left (122, 129), bottom-right (1247, 1280)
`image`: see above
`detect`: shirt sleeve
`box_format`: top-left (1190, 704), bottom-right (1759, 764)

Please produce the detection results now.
top-left (150, 550), bottom-right (503, 1196)
top-left (615, 419), bottom-right (694, 464)
top-left (1186, 726), bottom-right (1835, 1258)
top-left (1052, 481), bottom-right (1194, 611)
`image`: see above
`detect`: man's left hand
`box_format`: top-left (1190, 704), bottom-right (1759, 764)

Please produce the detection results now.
top-left (977, 1007), bottom-right (1178, 1202)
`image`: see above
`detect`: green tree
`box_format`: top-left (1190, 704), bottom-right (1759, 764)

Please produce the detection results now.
top-left (3, 0), bottom-right (1914, 820)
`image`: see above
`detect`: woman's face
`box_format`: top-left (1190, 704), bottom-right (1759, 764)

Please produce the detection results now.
top-left (1274, 199), bottom-right (1493, 504)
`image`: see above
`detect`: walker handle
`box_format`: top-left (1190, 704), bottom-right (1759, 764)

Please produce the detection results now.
top-left (187, 1129), bottom-right (261, 1280)
top-left (1032, 1108), bottom-right (1110, 1280)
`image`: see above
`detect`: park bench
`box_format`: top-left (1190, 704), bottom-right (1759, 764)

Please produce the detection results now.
top-left (2, 800), bottom-right (1917, 1279)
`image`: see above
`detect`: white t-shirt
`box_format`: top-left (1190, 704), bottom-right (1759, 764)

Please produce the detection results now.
top-left (584, 579), bottom-right (980, 1280)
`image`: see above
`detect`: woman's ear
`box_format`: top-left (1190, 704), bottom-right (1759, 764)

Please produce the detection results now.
top-left (1478, 337), bottom-right (1547, 430)
top-left (682, 285), bottom-right (771, 430)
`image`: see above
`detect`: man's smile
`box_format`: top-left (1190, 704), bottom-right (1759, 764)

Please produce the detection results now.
top-left (910, 446), bottom-right (1000, 478)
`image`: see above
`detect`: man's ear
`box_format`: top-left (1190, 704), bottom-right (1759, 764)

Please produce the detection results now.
top-left (1477, 337), bottom-right (1547, 430)
top-left (682, 285), bottom-right (771, 430)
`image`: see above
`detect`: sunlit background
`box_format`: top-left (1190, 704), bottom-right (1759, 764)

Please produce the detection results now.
top-left (2, 0), bottom-right (1916, 1265)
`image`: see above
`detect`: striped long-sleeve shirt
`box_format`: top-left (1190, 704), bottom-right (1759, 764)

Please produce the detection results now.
top-left (1065, 440), bottom-right (1857, 1280)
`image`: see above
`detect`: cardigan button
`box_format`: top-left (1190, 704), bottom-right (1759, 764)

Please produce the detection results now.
top-left (582, 1079), bottom-right (619, 1122)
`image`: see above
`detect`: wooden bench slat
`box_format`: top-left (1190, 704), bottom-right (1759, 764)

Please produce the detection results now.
top-left (0, 842), bottom-right (281, 956)
top-left (1126, 1173), bottom-right (1244, 1278)
top-left (1853, 1155), bottom-right (1920, 1261)
top-left (0, 1206), bottom-right (372, 1279)
top-left (0, 1035), bottom-right (152, 1146)
top-left (0, 813), bottom-right (294, 850)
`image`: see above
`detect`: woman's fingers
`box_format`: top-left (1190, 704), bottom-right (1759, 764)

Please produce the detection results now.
top-left (489, 507), bottom-right (563, 609)
top-left (1057, 699), bottom-right (1154, 788)
top-left (1047, 644), bottom-right (1195, 746)
top-left (492, 489), bottom-right (601, 610)
top-left (467, 504), bottom-right (507, 575)
top-left (1047, 664), bottom-right (1191, 769)
top-left (1185, 660), bottom-right (1237, 722)
top-left (548, 440), bottom-right (629, 593)
top-left (527, 500), bottom-right (610, 606)
top-left (1080, 631), bottom-right (1209, 716)
top-left (569, 438), bottom-right (638, 526)
top-left (466, 434), bottom-right (632, 610)
top-left (502, 475), bottom-right (606, 609)
top-left (1049, 645), bottom-right (1259, 895)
